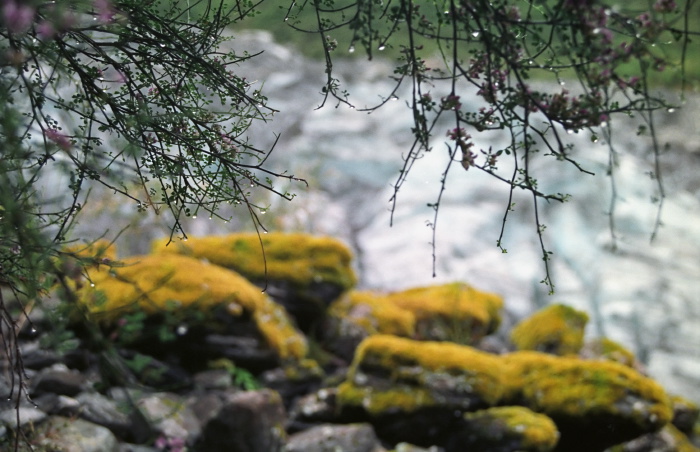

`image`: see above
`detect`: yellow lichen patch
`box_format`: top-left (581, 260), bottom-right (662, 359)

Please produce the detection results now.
top-left (328, 291), bottom-right (416, 337)
top-left (77, 253), bottom-right (307, 360)
top-left (580, 337), bottom-right (637, 367)
top-left (510, 304), bottom-right (589, 355)
top-left (337, 335), bottom-right (506, 415)
top-left (151, 232), bottom-right (357, 291)
top-left (384, 283), bottom-right (503, 343)
top-left (665, 423), bottom-right (700, 452)
top-left (337, 381), bottom-right (436, 416)
top-left (501, 351), bottom-right (672, 430)
top-left (463, 406), bottom-right (560, 451)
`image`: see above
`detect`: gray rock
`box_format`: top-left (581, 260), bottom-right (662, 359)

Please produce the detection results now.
top-left (136, 392), bottom-right (201, 446)
top-left (193, 369), bottom-right (233, 391)
top-left (23, 415), bottom-right (119, 452)
top-left (30, 365), bottom-right (86, 397)
top-left (197, 388), bottom-right (287, 452)
top-left (284, 423), bottom-right (384, 452)
top-left (0, 405), bottom-right (47, 429)
top-left (73, 392), bottom-right (136, 440)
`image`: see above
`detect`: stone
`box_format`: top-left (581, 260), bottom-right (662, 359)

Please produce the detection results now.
top-left (72, 392), bottom-right (137, 441)
top-left (137, 392), bottom-right (201, 446)
top-left (288, 388), bottom-right (339, 429)
top-left (324, 283), bottom-right (503, 360)
top-left (284, 423), bottom-right (384, 452)
top-left (21, 416), bottom-right (119, 452)
top-left (151, 232), bottom-right (357, 331)
top-left (196, 388), bottom-right (287, 452)
top-left (502, 351), bottom-right (672, 452)
top-left (448, 406), bottom-right (559, 452)
top-left (75, 253), bottom-right (308, 364)
top-left (30, 365), bottom-right (86, 397)
top-left (510, 304), bottom-right (589, 356)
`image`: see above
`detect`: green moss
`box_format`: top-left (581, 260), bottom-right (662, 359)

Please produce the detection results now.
top-left (502, 351), bottom-right (672, 430)
top-left (384, 282), bottom-right (503, 343)
top-left (77, 253), bottom-right (308, 360)
top-left (151, 232), bottom-right (357, 291)
top-left (510, 304), bottom-right (589, 355)
top-left (463, 406), bottom-right (560, 451)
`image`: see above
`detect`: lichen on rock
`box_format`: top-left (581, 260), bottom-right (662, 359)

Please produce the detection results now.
top-left (384, 282), bottom-right (503, 344)
top-left (455, 406), bottom-right (560, 452)
top-left (501, 350), bottom-right (672, 451)
top-left (76, 253), bottom-right (308, 362)
top-left (337, 335), bottom-right (506, 416)
top-left (510, 303), bottom-right (589, 356)
top-left (325, 283), bottom-right (503, 359)
top-left (151, 233), bottom-right (357, 330)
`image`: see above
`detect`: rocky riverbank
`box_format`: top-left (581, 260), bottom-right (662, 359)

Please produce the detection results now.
top-left (1, 233), bottom-right (698, 451)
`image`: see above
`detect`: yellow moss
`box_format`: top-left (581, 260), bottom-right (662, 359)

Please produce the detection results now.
top-left (337, 381), bottom-right (436, 415)
top-left (665, 423), bottom-right (700, 452)
top-left (77, 253), bottom-right (307, 360)
top-left (502, 351), bottom-right (672, 429)
top-left (583, 337), bottom-right (637, 367)
top-left (464, 406), bottom-right (560, 451)
top-left (151, 232), bottom-right (357, 291)
top-left (337, 335), bottom-right (506, 414)
top-left (510, 304), bottom-right (589, 355)
top-left (384, 282), bottom-right (503, 341)
top-left (328, 291), bottom-right (416, 337)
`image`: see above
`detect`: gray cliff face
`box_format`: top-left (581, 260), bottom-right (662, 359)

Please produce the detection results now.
top-left (66, 31), bottom-right (700, 402)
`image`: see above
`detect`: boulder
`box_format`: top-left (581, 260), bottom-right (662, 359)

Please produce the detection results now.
top-left (17, 416), bottom-right (119, 452)
top-left (151, 232), bottom-right (357, 331)
top-left (324, 283), bottom-right (503, 359)
top-left (75, 253), bottom-right (308, 371)
top-left (510, 304), bottom-right (588, 356)
top-left (580, 337), bottom-right (639, 368)
top-left (502, 351), bottom-right (673, 451)
top-left (448, 406), bottom-right (560, 452)
top-left (195, 388), bottom-right (287, 451)
top-left (607, 424), bottom-right (699, 451)
top-left (136, 392), bottom-right (201, 447)
top-left (285, 423), bottom-right (385, 452)
top-left (336, 335), bottom-right (505, 446)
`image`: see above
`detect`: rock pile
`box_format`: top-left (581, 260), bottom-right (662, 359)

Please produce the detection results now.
top-left (0, 233), bottom-right (698, 452)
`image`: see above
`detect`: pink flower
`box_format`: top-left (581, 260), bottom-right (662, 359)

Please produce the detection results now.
top-left (44, 128), bottom-right (71, 150)
top-left (36, 20), bottom-right (56, 40)
top-left (93, 0), bottom-right (115, 24)
top-left (3, 0), bottom-right (35, 35)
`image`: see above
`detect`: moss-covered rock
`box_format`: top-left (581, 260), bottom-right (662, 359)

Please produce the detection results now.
top-left (510, 304), bottom-right (588, 356)
top-left (502, 351), bottom-right (672, 451)
top-left (325, 283), bottom-right (503, 359)
top-left (452, 406), bottom-right (559, 452)
top-left (580, 337), bottom-right (638, 368)
top-left (670, 395), bottom-right (700, 434)
top-left (607, 423), bottom-right (700, 452)
top-left (336, 335), bottom-right (506, 447)
top-left (76, 253), bottom-right (308, 363)
top-left (385, 283), bottom-right (503, 344)
top-left (151, 233), bottom-right (357, 330)
top-left (337, 335), bottom-right (506, 416)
